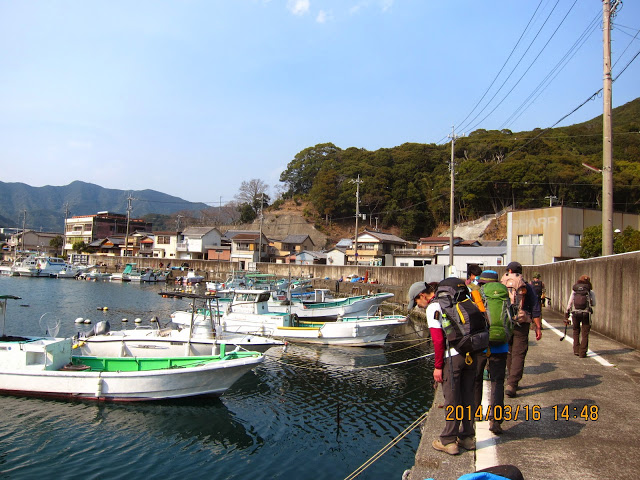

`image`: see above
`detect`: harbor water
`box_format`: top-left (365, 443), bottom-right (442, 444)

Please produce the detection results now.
top-left (0, 276), bottom-right (434, 479)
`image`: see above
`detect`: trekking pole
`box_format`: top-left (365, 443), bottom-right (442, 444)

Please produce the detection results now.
top-left (560, 323), bottom-right (567, 341)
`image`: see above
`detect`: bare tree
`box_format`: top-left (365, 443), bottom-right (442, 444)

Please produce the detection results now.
top-left (235, 179), bottom-right (270, 215)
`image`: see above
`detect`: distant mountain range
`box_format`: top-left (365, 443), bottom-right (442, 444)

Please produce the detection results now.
top-left (0, 180), bottom-right (210, 232)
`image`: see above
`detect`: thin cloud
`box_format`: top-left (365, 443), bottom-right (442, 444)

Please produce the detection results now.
top-left (316, 10), bottom-right (332, 23)
top-left (287, 0), bottom-right (310, 16)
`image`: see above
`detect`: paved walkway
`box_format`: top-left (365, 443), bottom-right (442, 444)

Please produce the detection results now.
top-left (405, 308), bottom-right (640, 480)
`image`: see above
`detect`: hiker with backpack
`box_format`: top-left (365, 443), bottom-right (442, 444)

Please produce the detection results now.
top-left (530, 272), bottom-right (545, 307)
top-left (565, 275), bottom-right (596, 357)
top-left (501, 262), bottom-right (542, 398)
top-left (473, 270), bottom-right (513, 434)
top-left (408, 278), bottom-right (488, 455)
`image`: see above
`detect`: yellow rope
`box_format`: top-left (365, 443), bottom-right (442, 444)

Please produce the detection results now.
top-left (343, 410), bottom-right (429, 480)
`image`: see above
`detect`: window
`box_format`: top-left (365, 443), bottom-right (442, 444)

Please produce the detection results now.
top-left (517, 234), bottom-right (544, 245)
top-left (157, 235), bottom-right (171, 245)
top-left (568, 234), bottom-right (581, 247)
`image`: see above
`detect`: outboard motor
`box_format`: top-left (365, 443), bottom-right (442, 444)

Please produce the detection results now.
top-left (86, 320), bottom-right (111, 338)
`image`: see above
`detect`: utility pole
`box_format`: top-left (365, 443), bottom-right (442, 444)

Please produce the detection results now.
top-left (545, 195), bottom-right (557, 207)
top-left (124, 195), bottom-right (133, 257)
top-left (63, 203), bottom-right (70, 258)
top-left (258, 193), bottom-right (264, 264)
top-left (448, 127), bottom-right (462, 270)
top-left (602, 0), bottom-right (617, 256)
top-left (602, 0), bottom-right (621, 256)
top-left (21, 210), bottom-right (26, 253)
top-left (350, 175), bottom-right (363, 266)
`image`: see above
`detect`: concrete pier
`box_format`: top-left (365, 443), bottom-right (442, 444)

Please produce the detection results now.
top-left (404, 308), bottom-right (640, 480)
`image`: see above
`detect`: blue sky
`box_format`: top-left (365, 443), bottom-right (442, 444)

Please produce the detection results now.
top-left (1, 0), bottom-right (639, 207)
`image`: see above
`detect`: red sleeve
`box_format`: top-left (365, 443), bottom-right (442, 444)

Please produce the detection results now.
top-left (430, 327), bottom-right (446, 369)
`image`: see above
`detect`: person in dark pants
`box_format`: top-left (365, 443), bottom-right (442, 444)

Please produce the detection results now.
top-left (473, 270), bottom-right (508, 434)
top-left (408, 281), bottom-right (477, 456)
top-left (566, 275), bottom-right (596, 357)
top-left (502, 262), bottom-right (542, 398)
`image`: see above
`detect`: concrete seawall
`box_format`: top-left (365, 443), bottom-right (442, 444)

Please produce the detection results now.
top-left (86, 251), bottom-right (640, 349)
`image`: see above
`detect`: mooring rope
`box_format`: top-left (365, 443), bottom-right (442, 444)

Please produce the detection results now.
top-left (343, 409), bottom-right (429, 480)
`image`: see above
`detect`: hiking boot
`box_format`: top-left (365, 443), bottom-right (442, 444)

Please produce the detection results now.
top-left (505, 385), bottom-right (517, 398)
top-left (489, 421), bottom-right (503, 434)
top-left (432, 439), bottom-right (459, 455)
top-left (457, 436), bottom-right (476, 450)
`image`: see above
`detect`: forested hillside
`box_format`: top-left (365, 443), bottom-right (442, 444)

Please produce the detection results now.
top-left (277, 98), bottom-right (640, 239)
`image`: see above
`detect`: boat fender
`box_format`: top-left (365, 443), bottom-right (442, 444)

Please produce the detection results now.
top-left (134, 318), bottom-right (142, 324)
top-left (122, 318), bottom-right (128, 322)
top-left (150, 316), bottom-right (158, 323)
top-left (75, 317), bottom-right (84, 324)
top-left (96, 377), bottom-right (103, 397)
top-left (84, 319), bottom-right (91, 324)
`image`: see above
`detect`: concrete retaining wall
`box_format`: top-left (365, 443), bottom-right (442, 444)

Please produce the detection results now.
top-left (86, 253), bottom-right (639, 349)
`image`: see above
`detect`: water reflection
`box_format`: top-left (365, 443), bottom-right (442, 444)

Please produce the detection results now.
top-left (0, 276), bottom-right (435, 479)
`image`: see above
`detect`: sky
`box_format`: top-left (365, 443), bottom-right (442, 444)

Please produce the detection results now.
top-left (1, 0), bottom-right (639, 207)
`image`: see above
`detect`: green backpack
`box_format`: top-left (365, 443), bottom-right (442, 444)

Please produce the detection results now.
top-left (481, 281), bottom-right (515, 344)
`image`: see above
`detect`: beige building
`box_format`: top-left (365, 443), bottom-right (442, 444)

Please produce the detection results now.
top-left (507, 206), bottom-right (640, 264)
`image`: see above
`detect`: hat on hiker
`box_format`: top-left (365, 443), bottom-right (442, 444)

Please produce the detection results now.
top-left (408, 281), bottom-right (428, 310)
top-left (506, 261), bottom-right (523, 274)
top-left (478, 270), bottom-right (499, 284)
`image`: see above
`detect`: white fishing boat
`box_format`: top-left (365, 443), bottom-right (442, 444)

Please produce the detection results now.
top-left (76, 292), bottom-right (284, 357)
top-left (14, 255), bottom-right (69, 277)
top-left (110, 263), bottom-right (142, 282)
top-left (176, 270), bottom-right (205, 285)
top-left (139, 269), bottom-right (168, 283)
top-left (268, 289), bottom-right (395, 320)
top-left (79, 266), bottom-right (111, 281)
top-left (56, 264), bottom-right (91, 279)
top-left (0, 295), bottom-right (264, 402)
top-left (216, 290), bottom-right (407, 347)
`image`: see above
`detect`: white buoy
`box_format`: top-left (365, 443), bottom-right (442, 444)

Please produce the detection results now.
top-left (150, 316), bottom-right (158, 323)
top-left (84, 319), bottom-right (92, 324)
top-left (122, 318), bottom-right (128, 322)
top-left (74, 317), bottom-right (84, 324)
top-left (134, 318), bottom-right (142, 324)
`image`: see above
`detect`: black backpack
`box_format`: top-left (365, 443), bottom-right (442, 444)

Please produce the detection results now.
top-left (435, 277), bottom-right (489, 360)
top-left (572, 283), bottom-right (591, 313)
top-left (530, 279), bottom-right (544, 297)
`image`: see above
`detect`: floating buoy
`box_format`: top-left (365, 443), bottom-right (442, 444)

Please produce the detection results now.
top-left (74, 317), bottom-right (84, 324)
top-left (150, 316), bottom-right (158, 323)
top-left (122, 318), bottom-right (128, 322)
top-left (103, 306), bottom-right (109, 311)
top-left (84, 319), bottom-right (92, 324)
top-left (134, 318), bottom-right (142, 324)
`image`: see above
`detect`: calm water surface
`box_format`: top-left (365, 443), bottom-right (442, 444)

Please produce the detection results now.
top-left (0, 276), bottom-right (434, 479)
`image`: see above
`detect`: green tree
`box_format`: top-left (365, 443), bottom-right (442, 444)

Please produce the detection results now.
top-left (279, 143), bottom-right (340, 196)
top-left (580, 225), bottom-right (602, 258)
top-left (72, 241), bottom-right (88, 254)
top-left (238, 203), bottom-right (257, 223)
top-left (49, 235), bottom-right (64, 256)
top-left (309, 167), bottom-right (339, 222)
top-left (614, 226), bottom-right (640, 253)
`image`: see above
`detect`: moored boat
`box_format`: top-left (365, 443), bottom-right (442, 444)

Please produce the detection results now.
top-left (77, 292), bottom-right (284, 356)
top-left (0, 294), bottom-right (264, 402)
top-left (217, 290), bottom-right (406, 347)
top-left (268, 289), bottom-right (394, 320)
